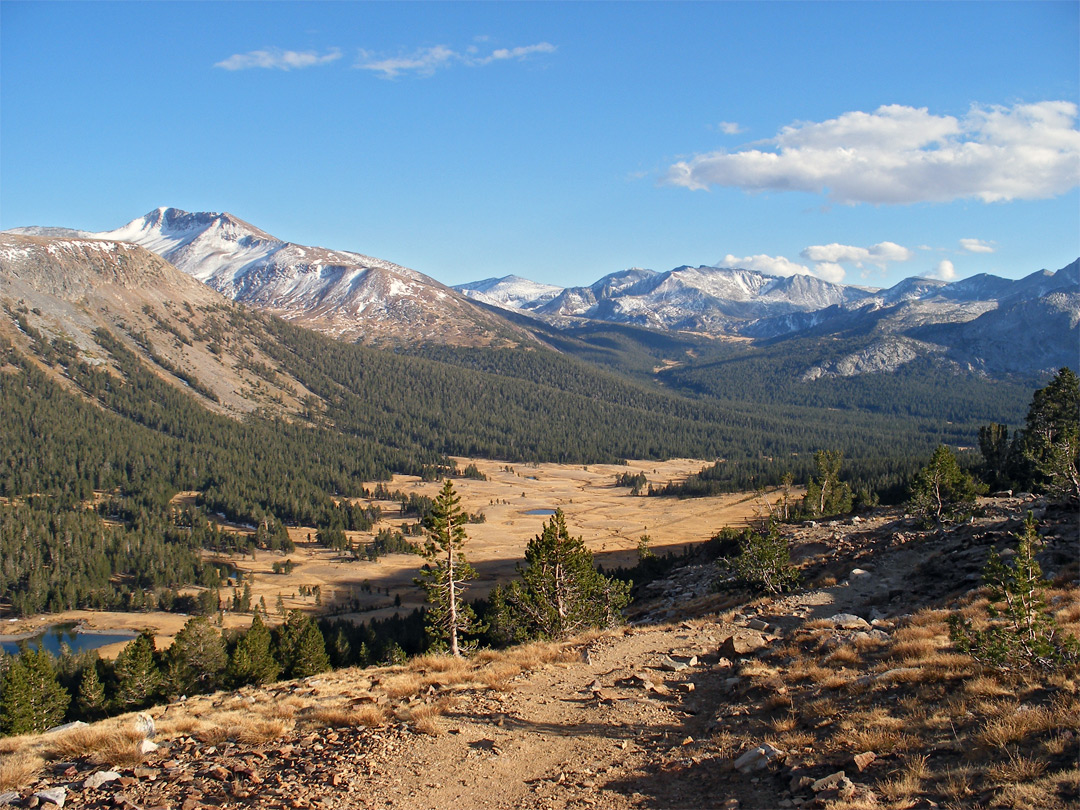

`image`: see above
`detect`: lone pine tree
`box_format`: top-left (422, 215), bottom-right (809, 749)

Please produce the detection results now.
top-left (416, 479), bottom-right (484, 657)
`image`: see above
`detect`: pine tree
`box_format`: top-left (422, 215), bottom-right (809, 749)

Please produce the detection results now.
top-left (719, 523), bottom-right (801, 595)
top-left (1017, 367), bottom-right (1079, 502)
top-left (949, 513), bottom-right (1080, 669)
top-left (292, 621), bottom-right (331, 677)
top-left (802, 450), bottom-right (853, 518)
top-left (164, 616), bottom-right (227, 696)
top-left (227, 613), bottom-right (281, 687)
top-left (492, 510), bottom-right (631, 643)
top-left (0, 647), bottom-right (71, 735)
top-left (76, 659), bottom-right (107, 719)
top-left (275, 610), bottom-right (330, 678)
top-left (415, 480), bottom-right (484, 656)
top-left (112, 631), bottom-right (162, 711)
top-left (909, 444), bottom-right (980, 527)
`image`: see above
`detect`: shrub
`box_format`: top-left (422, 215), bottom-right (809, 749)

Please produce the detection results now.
top-left (718, 524), bottom-right (800, 595)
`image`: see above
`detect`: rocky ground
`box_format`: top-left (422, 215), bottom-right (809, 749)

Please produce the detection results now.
top-left (3, 494), bottom-right (1077, 810)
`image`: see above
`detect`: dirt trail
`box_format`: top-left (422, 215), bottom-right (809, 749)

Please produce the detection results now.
top-left (15, 494), bottom-right (1076, 810)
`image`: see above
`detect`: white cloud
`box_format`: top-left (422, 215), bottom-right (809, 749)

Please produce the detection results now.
top-left (215, 48), bottom-right (342, 71)
top-left (795, 240), bottom-right (916, 283)
top-left (959, 238), bottom-right (995, 253)
top-left (718, 121), bottom-right (744, 135)
top-left (932, 260), bottom-right (958, 281)
top-left (717, 253), bottom-right (811, 277)
top-left (358, 41), bottom-right (555, 78)
top-left (478, 42), bottom-right (557, 65)
top-left (800, 241), bottom-right (914, 269)
top-left (812, 262), bottom-right (847, 284)
top-left (665, 101), bottom-right (1080, 204)
top-left (357, 45), bottom-right (456, 78)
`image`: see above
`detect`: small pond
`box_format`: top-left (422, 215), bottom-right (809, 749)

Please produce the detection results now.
top-left (523, 508), bottom-right (558, 516)
top-left (1, 623), bottom-right (137, 656)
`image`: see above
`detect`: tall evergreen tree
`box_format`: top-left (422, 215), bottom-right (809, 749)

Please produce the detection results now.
top-left (0, 647), bottom-right (71, 735)
top-left (76, 659), bottom-right (107, 720)
top-left (275, 610), bottom-right (330, 678)
top-left (491, 510), bottom-right (631, 643)
top-left (1018, 367), bottom-right (1079, 502)
top-left (416, 480), bottom-right (483, 656)
top-left (292, 620), bottom-right (331, 678)
top-left (164, 616), bottom-right (227, 696)
top-left (112, 631), bottom-right (162, 711)
top-left (227, 613), bottom-right (281, 687)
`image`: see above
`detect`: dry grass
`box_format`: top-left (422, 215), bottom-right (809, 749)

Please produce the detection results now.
top-left (308, 705), bottom-right (387, 730)
top-left (381, 672), bottom-right (425, 699)
top-left (987, 748), bottom-right (1050, 784)
top-left (801, 696), bottom-right (837, 722)
top-left (940, 764), bottom-right (977, 802)
top-left (0, 750), bottom-right (44, 792)
top-left (963, 674), bottom-right (1013, 698)
top-left (769, 712), bottom-right (799, 733)
top-left (709, 730), bottom-right (740, 758)
top-left (825, 645), bottom-right (860, 667)
top-left (477, 662), bottom-right (522, 692)
top-left (786, 659), bottom-right (832, 685)
top-left (978, 705), bottom-right (1058, 748)
top-left (408, 701), bottom-right (448, 736)
top-left (227, 716), bottom-right (294, 744)
top-left (40, 724), bottom-right (145, 765)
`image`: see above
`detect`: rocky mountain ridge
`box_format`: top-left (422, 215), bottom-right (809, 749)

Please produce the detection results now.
top-left (9, 209), bottom-right (532, 348)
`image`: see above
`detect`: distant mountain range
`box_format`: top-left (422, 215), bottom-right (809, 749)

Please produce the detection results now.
top-left (457, 261), bottom-right (1078, 379)
top-left (5, 207), bottom-right (1077, 381)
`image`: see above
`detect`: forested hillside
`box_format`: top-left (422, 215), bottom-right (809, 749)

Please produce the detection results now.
top-left (0, 236), bottom-right (1047, 620)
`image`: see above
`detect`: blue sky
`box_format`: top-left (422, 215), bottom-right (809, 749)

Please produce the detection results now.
top-left (2, 1), bottom-right (1078, 289)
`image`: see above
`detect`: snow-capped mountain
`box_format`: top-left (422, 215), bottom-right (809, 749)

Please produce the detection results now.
top-left (459, 264), bottom-right (873, 332)
top-left (456, 259), bottom-right (1077, 379)
top-left (18, 208), bottom-right (531, 347)
top-left (453, 275), bottom-right (564, 311)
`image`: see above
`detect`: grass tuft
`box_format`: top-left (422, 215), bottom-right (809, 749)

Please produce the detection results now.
top-left (0, 750), bottom-right (44, 792)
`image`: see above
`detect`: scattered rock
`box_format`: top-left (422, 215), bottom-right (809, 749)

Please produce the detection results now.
top-left (658, 655), bottom-right (688, 672)
top-left (826, 614), bottom-right (871, 630)
top-left (853, 751), bottom-right (877, 771)
top-left (133, 712), bottom-right (156, 739)
top-left (0, 793), bottom-right (20, 806)
top-left (811, 771), bottom-right (847, 792)
top-left (45, 721), bottom-right (89, 735)
top-left (84, 770), bottom-right (122, 790)
top-left (733, 743), bottom-right (786, 773)
top-left (718, 633), bottom-right (766, 658)
top-left (138, 738), bottom-right (159, 755)
top-left (34, 788), bottom-right (66, 807)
